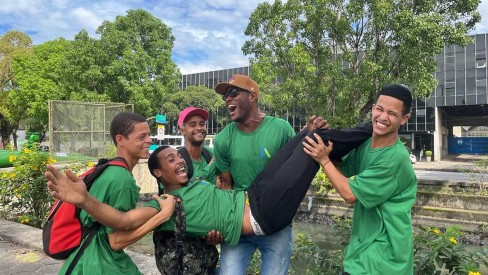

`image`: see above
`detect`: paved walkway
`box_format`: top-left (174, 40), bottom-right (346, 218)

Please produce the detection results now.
top-left (0, 155), bottom-right (485, 274)
top-left (0, 219), bottom-right (159, 274)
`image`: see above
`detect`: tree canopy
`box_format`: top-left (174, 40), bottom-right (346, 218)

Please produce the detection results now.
top-left (59, 9), bottom-right (181, 118)
top-left (243, 0), bottom-right (481, 127)
top-left (0, 31), bottom-right (33, 148)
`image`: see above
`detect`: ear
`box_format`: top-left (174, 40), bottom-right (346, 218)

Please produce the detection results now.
top-left (401, 113), bottom-right (410, 125)
top-left (153, 169), bottom-right (162, 178)
top-left (371, 103), bottom-right (376, 111)
top-left (249, 92), bottom-right (259, 103)
top-left (115, 134), bottom-right (125, 146)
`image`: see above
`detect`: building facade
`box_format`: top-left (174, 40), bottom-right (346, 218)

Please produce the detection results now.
top-left (180, 33), bottom-right (488, 159)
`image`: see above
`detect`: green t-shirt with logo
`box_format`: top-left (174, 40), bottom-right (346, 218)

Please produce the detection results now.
top-left (59, 166), bottom-right (141, 275)
top-left (146, 180), bottom-right (246, 246)
top-left (213, 116), bottom-right (295, 191)
top-left (340, 138), bottom-right (417, 274)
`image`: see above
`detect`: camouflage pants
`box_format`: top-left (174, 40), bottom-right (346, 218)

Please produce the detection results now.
top-left (153, 230), bottom-right (219, 275)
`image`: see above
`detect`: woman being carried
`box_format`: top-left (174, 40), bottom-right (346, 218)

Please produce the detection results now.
top-left (45, 124), bottom-right (372, 248)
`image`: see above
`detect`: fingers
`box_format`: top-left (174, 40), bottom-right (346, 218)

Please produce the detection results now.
top-left (66, 169), bottom-right (81, 182)
top-left (46, 165), bottom-right (63, 179)
top-left (205, 229), bottom-right (223, 245)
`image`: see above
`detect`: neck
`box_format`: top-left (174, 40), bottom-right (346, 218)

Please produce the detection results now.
top-left (236, 111), bottom-right (264, 133)
top-left (370, 134), bottom-right (398, 149)
top-left (184, 140), bottom-right (204, 161)
top-left (116, 150), bottom-right (138, 171)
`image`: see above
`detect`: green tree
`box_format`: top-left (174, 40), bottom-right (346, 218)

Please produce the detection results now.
top-left (59, 9), bottom-right (180, 118)
top-left (243, 0), bottom-right (480, 127)
top-left (10, 39), bottom-right (71, 136)
top-left (0, 31), bottom-right (32, 148)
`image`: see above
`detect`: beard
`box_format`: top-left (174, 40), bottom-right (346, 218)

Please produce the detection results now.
top-left (189, 139), bottom-right (205, 147)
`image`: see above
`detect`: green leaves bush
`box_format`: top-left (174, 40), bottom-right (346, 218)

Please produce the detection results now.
top-left (0, 144), bottom-right (56, 227)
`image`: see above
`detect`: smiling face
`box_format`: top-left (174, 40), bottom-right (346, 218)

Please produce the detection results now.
top-left (371, 95), bottom-right (410, 147)
top-left (116, 121), bottom-right (152, 161)
top-left (152, 147), bottom-right (189, 191)
top-left (180, 114), bottom-right (207, 146)
top-left (223, 87), bottom-right (255, 123)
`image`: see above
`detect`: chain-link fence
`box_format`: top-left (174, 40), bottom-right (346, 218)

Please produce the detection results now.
top-left (48, 100), bottom-right (134, 158)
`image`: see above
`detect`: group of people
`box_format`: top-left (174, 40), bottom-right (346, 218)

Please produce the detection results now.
top-left (45, 75), bottom-right (417, 275)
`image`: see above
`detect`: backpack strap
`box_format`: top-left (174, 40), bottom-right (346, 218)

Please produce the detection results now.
top-left (178, 147), bottom-right (213, 179)
top-left (67, 157), bottom-right (129, 274)
top-left (65, 223), bottom-right (101, 275)
top-left (178, 147), bottom-right (194, 179)
top-left (202, 147), bottom-right (212, 163)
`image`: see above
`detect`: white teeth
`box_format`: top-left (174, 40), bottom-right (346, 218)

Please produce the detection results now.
top-left (376, 121), bottom-right (388, 129)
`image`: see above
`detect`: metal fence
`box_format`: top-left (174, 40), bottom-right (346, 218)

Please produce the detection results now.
top-left (48, 100), bottom-right (134, 158)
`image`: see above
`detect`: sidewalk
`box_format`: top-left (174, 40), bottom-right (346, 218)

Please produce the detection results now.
top-left (0, 219), bottom-right (159, 274)
top-left (413, 153), bottom-right (483, 172)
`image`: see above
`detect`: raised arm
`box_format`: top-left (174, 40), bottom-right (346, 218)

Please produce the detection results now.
top-left (45, 165), bottom-right (172, 230)
top-left (108, 195), bottom-right (176, 251)
top-left (303, 134), bottom-right (357, 204)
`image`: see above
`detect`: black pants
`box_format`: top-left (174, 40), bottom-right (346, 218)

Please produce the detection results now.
top-left (248, 124), bottom-right (372, 235)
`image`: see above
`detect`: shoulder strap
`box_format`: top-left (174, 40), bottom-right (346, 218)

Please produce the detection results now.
top-left (83, 157), bottom-right (129, 190)
top-left (65, 223), bottom-right (101, 275)
top-left (67, 156), bottom-right (130, 273)
top-left (178, 147), bottom-right (194, 179)
top-left (202, 147), bottom-right (212, 163)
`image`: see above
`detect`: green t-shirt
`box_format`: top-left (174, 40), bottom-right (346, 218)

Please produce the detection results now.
top-left (340, 138), bottom-right (417, 274)
top-left (189, 146), bottom-right (218, 184)
top-left (213, 116), bottom-right (295, 191)
top-left (59, 166), bottom-right (141, 275)
top-left (146, 180), bottom-right (246, 246)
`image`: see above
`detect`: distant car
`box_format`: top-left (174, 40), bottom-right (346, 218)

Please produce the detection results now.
top-left (404, 145), bottom-right (416, 164)
top-left (410, 153), bottom-right (417, 164)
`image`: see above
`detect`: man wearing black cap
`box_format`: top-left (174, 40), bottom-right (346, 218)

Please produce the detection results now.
top-left (213, 74), bottom-right (296, 275)
top-left (303, 84), bottom-right (417, 274)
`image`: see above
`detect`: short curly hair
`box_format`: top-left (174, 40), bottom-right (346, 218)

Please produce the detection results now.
top-left (110, 112), bottom-right (147, 145)
top-left (147, 145), bottom-right (171, 179)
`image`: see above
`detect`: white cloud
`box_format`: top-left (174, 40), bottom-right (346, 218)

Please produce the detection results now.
top-left (0, 0), bottom-right (487, 76)
top-left (71, 7), bottom-right (104, 31)
top-left (474, 0), bottom-right (488, 34)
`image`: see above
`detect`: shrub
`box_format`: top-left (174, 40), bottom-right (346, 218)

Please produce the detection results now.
top-left (425, 150), bottom-right (432, 157)
top-left (0, 144), bottom-right (84, 228)
top-left (414, 225), bottom-right (488, 274)
top-left (0, 144), bottom-right (56, 227)
top-left (311, 167), bottom-right (334, 195)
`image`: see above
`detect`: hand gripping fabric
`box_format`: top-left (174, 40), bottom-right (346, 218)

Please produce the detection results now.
top-left (42, 157), bottom-right (129, 273)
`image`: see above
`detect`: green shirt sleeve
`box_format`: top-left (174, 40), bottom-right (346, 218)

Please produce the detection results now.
top-left (348, 164), bottom-right (399, 209)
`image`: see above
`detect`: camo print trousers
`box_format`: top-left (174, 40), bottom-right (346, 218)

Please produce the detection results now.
top-left (153, 231), bottom-right (219, 275)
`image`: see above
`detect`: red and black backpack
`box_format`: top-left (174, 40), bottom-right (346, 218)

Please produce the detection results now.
top-left (42, 157), bottom-right (129, 273)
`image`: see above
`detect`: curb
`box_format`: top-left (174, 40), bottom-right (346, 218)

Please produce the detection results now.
top-left (0, 219), bottom-right (160, 274)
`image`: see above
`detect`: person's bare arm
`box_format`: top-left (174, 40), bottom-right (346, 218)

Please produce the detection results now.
top-left (219, 171), bottom-right (233, 190)
top-left (109, 195), bottom-right (176, 251)
top-left (303, 134), bottom-right (357, 204)
top-left (45, 165), bottom-right (167, 230)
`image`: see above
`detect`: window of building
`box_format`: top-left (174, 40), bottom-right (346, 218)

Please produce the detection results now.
top-left (476, 52), bottom-right (486, 66)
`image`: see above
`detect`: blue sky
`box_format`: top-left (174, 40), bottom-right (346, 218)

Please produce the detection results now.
top-left (1, 0), bottom-right (487, 74)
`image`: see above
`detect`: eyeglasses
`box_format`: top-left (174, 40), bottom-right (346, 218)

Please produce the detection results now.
top-left (222, 88), bottom-right (250, 101)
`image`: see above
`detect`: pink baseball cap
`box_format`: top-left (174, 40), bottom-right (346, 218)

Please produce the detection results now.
top-left (177, 107), bottom-right (209, 128)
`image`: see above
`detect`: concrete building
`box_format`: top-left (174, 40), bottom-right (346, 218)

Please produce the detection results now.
top-left (179, 34), bottom-right (488, 160)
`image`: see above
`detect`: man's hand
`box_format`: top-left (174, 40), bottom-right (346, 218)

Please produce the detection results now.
top-left (45, 165), bottom-right (88, 205)
top-left (303, 133), bottom-right (334, 165)
top-left (304, 115), bottom-right (329, 131)
top-left (152, 194), bottom-right (177, 224)
top-left (204, 229), bottom-right (223, 245)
